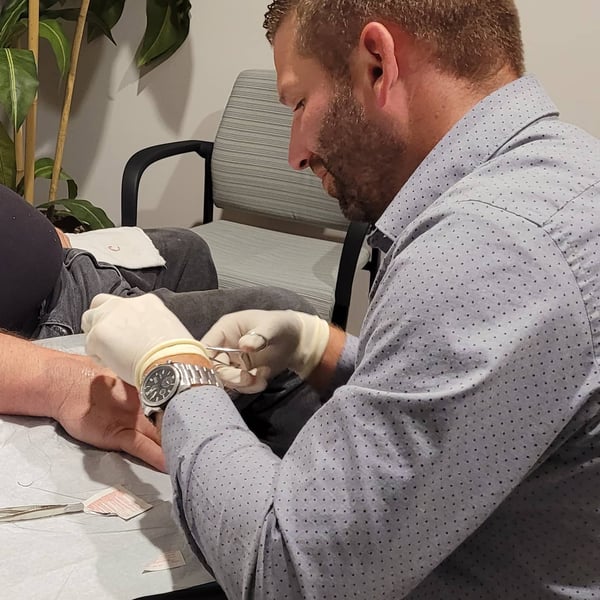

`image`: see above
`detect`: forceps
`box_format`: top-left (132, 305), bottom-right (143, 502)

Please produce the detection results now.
top-left (204, 345), bottom-right (249, 370)
top-left (204, 345), bottom-right (245, 354)
top-left (204, 333), bottom-right (267, 356)
top-left (205, 333), bottom-right (267, 370)
top-left (0, 502), bottom-right (84, 522)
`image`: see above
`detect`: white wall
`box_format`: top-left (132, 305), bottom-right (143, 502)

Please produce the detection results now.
top-left (518, 0), bottom-right (600, 137)
top-left (36, 0), bottom-right (275, 227)
top-left (35, 0), bottom-right (600, 228)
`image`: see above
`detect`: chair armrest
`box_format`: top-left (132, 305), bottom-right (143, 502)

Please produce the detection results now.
top-left (331, 220), bottom-right (371, 329)
top-left (121, 140), bottom-right (214, 226)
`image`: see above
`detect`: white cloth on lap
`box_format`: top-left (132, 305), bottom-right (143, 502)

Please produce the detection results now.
top-left (66, 227), bottom-right (166, 269)
top-left (34, 333), bottom-right (86, 353)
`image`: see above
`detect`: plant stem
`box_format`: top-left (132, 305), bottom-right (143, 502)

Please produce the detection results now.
top-left (24, 0), bottom-right (39, 204)
top-left (15, 34), bottom-right (25, 195)
top-left (15, 126), bottom-right (24, 192)
top-left (48, 0), bottom-right (91, 202)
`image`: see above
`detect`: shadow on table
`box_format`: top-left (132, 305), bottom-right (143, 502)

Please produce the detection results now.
top-left (80, 445), bottom-right (214, 596)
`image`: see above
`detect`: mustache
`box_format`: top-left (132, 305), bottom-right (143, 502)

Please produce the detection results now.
top-left (309, 155), bottom-right (337, 179)
top-left (308, 155), bottom-right (324, 173)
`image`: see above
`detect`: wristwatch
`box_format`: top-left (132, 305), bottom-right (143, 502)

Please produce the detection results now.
top-left (140, 361), bottom-right (222, 422)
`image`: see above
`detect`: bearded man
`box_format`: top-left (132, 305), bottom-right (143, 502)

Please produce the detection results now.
top-left (82, 1), bottom-right (600, 598)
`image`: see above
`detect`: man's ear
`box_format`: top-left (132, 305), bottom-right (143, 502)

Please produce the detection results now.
top-left (354, 21), bottom-right (402, 109)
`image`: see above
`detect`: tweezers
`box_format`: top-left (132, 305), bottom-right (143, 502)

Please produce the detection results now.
top-left (0, 502), bottom-right (84, 522)
top-left (204, 345), bottom-right (251, 371)
top-left (204, 345), bottom-right (245, 354)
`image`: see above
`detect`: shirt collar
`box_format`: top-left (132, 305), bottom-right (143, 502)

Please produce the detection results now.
top-left (369, 75), bottom-right (559, 252)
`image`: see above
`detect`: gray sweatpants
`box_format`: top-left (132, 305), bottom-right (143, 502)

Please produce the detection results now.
top-left (35, 227), bottom-right (323, 456)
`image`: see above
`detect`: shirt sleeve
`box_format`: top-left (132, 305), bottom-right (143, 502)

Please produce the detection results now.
top-left (162, 203), bottom-right (593, 599)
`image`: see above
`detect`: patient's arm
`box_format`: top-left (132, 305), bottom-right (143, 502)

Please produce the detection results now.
top-left (0, 332), bottom-right (165, 471)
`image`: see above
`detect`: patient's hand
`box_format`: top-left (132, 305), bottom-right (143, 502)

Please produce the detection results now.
top-left (51, 354), bottom-right (166, 471)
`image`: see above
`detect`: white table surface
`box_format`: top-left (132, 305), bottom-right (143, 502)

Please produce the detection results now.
top-left (0, 335), bottom-right (214, 600)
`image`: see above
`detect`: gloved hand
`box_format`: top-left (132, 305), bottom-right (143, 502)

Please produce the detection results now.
top-left (82, 293), bottom-right (209, 388)
top-left (201, 309), bottom-right (330, 393)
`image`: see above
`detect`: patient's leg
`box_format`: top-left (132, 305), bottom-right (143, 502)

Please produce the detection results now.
top-left (237, 369), bottom-right (322, 458)
top-left (119, 228), bottom-right (218, 294)
top-left (156, 285), bottom-right (323, 456)
top-left (155, 285), bottom-right (317, 338)
top-left (36, 228), bottom-right (219, 338)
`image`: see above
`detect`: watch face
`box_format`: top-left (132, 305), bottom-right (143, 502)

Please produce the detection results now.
top-left (142, 364), bottom-right (180, 408)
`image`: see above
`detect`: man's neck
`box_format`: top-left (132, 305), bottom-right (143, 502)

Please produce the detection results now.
top-left (409, 65), bottom-right (519, 160)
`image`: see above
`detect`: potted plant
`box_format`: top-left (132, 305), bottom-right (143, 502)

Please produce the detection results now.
top-left (0, 0), bottom-right (191, 231)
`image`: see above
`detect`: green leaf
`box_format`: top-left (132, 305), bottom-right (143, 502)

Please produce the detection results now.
top-left (5, 20), bottom-right (26, 47)
top-left (37, 198), bottom-right (114, 230)
top-left (135, 0), bottom-right (190, 71)
top-left (38, 19), bottom-right (70, 77)
top-left (0, 120), bottom-right (16, 189)
top-left (42, 8), bottom-right (117, 44)
top-left (0, 48), bottom-right (38, 130)
top-left (16, 19), bottom-right (70, 77)
top-left (16, 156), bottom-right (78, 198)
top-left (0, 0), bottom-right (27, 48)
top-left (87, 0), bottom-right (125, 43)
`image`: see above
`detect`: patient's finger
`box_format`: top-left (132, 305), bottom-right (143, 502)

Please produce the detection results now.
top-left (118, 429), bottom-right (166, 472)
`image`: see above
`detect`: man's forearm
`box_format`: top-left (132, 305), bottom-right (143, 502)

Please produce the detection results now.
top-left (0, 332), bottom-right (88, 418)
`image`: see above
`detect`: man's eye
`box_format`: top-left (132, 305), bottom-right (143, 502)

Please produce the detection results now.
top-left (293, 100), bottom-right (305, 112)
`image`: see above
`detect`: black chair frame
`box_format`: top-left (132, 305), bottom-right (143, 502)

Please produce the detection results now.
top-left (121, 140), bottom-right (379, 329)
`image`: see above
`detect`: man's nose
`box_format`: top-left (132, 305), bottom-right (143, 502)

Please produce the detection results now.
top-left (287, 122), bottom-right (311, 171)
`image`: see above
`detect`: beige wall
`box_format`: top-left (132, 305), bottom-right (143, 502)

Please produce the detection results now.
top-left (36, 1), bottom-right (275, 228)
top-left (35, 0), bottom-right (600, 229)
top-left (518, 0), bottom-right (600, 136)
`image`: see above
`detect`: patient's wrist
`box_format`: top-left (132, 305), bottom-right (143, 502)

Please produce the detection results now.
top-left (48, 352), bottom-right (109, 420)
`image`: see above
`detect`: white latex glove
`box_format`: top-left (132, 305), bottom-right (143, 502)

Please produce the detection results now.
top-left (82, 293), bottom-right (209, 387)
top-left (201, 309), bottom-right (330, 393)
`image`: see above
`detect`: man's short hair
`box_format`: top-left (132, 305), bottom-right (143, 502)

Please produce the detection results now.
top-left (264, 0), bottom-right (525, 82)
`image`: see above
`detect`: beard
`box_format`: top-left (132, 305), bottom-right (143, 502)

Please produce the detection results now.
top-left (315, 84), bottom-right (407, 223)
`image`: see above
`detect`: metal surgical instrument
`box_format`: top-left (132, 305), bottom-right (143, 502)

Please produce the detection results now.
top-left (0, 502), bottom-right (84, 522)
top-left (204, 345), bottom-right (245, 354)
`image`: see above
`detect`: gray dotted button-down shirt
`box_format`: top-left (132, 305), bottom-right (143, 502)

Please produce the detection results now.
top-left (163, 75), bottom-right (600, 599)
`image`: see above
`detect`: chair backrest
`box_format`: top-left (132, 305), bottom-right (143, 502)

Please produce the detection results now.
top-left (211, 69), bottom-right (349, 231)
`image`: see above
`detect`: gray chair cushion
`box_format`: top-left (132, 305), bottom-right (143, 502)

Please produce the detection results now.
top-left (192, 221), bottom-right (371, 320)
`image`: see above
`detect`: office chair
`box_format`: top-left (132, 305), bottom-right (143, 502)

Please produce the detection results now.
top-left (121, 69), bottom-right (377, 329)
